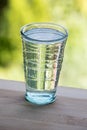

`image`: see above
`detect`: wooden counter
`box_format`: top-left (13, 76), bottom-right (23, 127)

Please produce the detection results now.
top-left (0, 79), bottom-right (87, 130)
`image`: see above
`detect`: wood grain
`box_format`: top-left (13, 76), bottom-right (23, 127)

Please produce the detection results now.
top-left (0, 89), bottom-right (87, 130)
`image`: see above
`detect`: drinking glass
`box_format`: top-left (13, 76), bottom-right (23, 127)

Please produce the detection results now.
top-left (20, 23), bottom-right (68, 105)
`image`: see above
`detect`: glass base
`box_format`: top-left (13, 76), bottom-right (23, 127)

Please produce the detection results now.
top-left (25, 90), bottom-right (56, 105)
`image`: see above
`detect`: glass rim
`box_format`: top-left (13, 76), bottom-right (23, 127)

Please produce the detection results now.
top-left (20, 22), bottom-right (68, 43)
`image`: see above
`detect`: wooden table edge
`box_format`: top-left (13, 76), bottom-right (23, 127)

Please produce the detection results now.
top-left (0, 79), bottom-right (87, 99)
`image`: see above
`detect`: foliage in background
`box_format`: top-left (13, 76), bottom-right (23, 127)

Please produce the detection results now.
top-left (0, 0), bottom-right (87, 88)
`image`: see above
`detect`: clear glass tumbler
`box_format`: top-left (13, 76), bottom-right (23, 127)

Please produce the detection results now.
top-left (20, 23), bottom-right (68, 105)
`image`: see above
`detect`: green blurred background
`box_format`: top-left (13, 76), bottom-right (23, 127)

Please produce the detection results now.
top-left (0, 0), bottom-right (87, 89)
